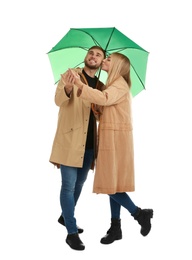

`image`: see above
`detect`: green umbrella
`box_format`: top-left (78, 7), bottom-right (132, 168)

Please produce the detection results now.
top-left (47, 27), bottom-right (149, 97)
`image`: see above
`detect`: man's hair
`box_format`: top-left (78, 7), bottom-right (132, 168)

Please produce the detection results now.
top-left (88, 46), bottom-right (106, 58)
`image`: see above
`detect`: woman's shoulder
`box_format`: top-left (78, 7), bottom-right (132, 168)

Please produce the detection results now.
top-left (112, 76), bottom-right (129, 88)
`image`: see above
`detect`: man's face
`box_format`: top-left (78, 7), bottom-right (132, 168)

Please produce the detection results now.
top-left (84, 48), bottom-right (105, 69)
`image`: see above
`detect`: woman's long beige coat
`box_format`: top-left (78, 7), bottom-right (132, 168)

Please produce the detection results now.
top-left (78, 77), bottom-right (135, 194)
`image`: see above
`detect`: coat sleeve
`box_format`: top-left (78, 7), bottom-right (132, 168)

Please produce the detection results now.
top-left (54, 79), bottom-right (71, 107)
top-left (55, 68), bottom-right (83, 107)
top-left (77, 78), bottom-right (128, 106)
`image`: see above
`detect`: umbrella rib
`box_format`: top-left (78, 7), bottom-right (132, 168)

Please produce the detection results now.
top-left (108, 47), bottom-right (149, 53)
top-left (104, 27), bottom-right (115, 51)
top-left (131, 64), bottom-right (146, 89)
top-left (73, 28), bottom-right (102, 47)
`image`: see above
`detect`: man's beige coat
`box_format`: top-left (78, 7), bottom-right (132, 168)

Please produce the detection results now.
top-left (78, 77), bottom-right (135, 194)
top-left (49, 69), bottom-right (103, 169)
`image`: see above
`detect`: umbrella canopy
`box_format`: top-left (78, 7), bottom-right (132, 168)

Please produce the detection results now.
top-left (47, 27), bottom-right (149, 96)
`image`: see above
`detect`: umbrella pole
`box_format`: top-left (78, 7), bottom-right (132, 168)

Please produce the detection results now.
top-left (96, 67), bottom-right (102, 89)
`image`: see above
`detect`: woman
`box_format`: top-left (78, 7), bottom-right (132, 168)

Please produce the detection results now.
top-left (66, 53), bottom-right (153, 244)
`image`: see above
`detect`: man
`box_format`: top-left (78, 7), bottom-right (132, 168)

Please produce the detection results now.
top-left (49, 46), bottom-right (105, 251)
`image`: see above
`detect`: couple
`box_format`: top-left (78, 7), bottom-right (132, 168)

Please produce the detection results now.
top-left (49, 46), bottom-right (153, 251)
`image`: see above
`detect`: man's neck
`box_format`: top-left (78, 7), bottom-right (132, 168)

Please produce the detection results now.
top-left (83, 67), bottom-right (97, 78)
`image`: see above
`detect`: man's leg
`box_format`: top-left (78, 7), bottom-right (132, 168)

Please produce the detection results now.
top-left (74, 149), bottom-right (94, 203)
top-left (60, 165), bottom-right (78, 234)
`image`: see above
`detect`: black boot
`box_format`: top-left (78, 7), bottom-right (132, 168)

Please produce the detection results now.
top-left (58, 215), bottom-right (84, 234)
top-left (132, 207), bottom-right (153, 236)
top-left (66, 233), bottom-right (85, 250)
top-left (100, 218), bottom-right (122, 244)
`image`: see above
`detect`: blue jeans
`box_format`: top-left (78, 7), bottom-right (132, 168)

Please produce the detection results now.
top-left (109, 193), bottom-right (137, 219)
top-left (60, 149), bottom-right (94, 234)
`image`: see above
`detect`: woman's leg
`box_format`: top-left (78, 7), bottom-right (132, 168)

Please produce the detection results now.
top-left (109, 192), bottom-right (137, 215)
top-left (100, 196), bottom-right (122, 244)
top-left (109, 196), bottom-right (121, 219)
top-left (110, 192), bottom-right (153, 237)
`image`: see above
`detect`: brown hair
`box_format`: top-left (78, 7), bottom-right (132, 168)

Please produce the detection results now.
top-left (88, 46), bottom-right (106, 59)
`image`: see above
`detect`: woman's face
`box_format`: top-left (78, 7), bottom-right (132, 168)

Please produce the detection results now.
top-left (101, 55), bottom-right (111, 72)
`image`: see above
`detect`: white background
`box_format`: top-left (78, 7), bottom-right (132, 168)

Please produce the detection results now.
top-left (0, 0), bottom-right (192, 259)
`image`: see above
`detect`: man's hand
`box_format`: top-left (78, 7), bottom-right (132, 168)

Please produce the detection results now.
top-left (66, 69), bottom-right (83, 89)
top-left (61, 72), bottom-right (74, 95)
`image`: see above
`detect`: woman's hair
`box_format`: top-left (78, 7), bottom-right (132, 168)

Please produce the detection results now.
top-left (106, 53), bottom-right (131, 88)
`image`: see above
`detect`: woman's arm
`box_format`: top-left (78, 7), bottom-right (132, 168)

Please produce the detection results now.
top-left (67, 69), bottom-right (128, 106)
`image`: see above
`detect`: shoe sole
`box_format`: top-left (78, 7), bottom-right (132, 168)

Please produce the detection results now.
top-left (66, 240), bottom-right (85, 250)
top-left (100, 233), bottom-right (122, 244)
